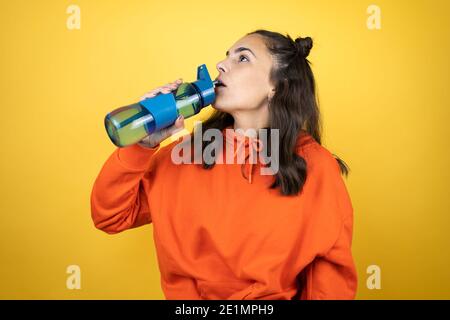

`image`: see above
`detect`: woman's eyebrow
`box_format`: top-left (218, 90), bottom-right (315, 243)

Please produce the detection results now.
top-left (226, 47), bottom-right (257, 58)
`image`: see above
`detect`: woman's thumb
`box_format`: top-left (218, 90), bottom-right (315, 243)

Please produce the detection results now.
top-left (175, 115), bottom-right (184, 127)
top-left (170, 115), bottom-right (184, 134)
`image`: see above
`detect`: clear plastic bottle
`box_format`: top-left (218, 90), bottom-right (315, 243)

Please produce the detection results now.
top-left (104, 64), bottom-right (217, 147)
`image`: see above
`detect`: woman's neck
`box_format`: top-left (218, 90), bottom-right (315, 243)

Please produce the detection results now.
top-left (231, 110), bottom-right (269, 137)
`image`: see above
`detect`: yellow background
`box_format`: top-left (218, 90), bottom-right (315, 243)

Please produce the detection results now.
top-left (1, 0), bottom-right (449, 299)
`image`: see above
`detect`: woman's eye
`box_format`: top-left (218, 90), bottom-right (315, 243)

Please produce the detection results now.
top-left (238, 55), bottom-right (249, 62)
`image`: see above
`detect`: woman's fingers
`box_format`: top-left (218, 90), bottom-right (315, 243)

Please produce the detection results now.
top-left (137, 115), bottom-right (185, 148)
top-left (139, 78), bottom-right (183, 101)
top-left (169, 115), bottom-right (185, 134)
top-left (159, 115), bottom-right (185, 140)
top-left (140, 93), bottom-right (156, 101)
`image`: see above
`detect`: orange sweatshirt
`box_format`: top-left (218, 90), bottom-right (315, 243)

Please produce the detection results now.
top-left (90, 127), bottom-right (358, 300)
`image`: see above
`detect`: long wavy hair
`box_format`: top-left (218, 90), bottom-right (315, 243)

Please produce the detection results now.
top-left (190, 29), bottom-right (349, 196)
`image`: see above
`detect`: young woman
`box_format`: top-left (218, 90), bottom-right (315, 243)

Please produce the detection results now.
top-left (90, 29), bottom-right (358, 300)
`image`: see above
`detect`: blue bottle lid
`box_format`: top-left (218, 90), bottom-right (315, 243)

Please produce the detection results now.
top-left (192, 64), bottom-right (216, 107)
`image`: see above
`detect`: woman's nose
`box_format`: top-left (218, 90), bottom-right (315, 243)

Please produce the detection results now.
top-left (216, 61), bottom-right (226, 73)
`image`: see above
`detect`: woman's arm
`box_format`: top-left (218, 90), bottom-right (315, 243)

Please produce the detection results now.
top-left (90, 143), bottom-right (160, 234)
top-left (299, 214), bottom-right (358, 299)
top-left (90, 79), bottom-right (185, 234)
top-left (295, 145), bottom-right (358, 299)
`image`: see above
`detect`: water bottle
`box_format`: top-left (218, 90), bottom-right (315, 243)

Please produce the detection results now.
top-left (104, 64), bottom-right (218, 147)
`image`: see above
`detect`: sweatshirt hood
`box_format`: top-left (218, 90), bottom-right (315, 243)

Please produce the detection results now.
top-left (221, 126), bottom-right (314, 184)
top-left (222, 125), bottom-right (264, 184)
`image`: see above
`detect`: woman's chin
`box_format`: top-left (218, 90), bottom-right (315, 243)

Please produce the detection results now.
top-left (212, 96), bottom-right (237, 112)
top-left (211, 101), bottom-right (227, 112)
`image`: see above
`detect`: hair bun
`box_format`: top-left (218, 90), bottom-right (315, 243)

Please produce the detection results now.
top-left (294, 36), bottom-right (313, 58)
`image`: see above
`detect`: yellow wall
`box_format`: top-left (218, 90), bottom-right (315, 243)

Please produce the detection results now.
top-left (1, 0), bottom-right (449, 299)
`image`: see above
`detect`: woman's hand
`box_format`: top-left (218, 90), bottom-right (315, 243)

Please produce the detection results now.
top-left (137, 79), bottom-right (185, 148)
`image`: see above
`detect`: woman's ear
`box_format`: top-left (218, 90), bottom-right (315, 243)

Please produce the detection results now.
top-left (268, 88), bottom-right (276, 101)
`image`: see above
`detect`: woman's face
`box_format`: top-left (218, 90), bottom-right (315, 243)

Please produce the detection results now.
top-left (212, 34), bottom-right (275, 113)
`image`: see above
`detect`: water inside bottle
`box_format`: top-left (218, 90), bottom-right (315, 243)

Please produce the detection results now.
top-left (174, 82), bottom-right (202, 118)
top-left (105, 103), bottom-right (155, 147)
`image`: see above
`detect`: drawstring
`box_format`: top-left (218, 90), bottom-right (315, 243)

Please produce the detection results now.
top-left (226, 129), bottom-right (264, 184)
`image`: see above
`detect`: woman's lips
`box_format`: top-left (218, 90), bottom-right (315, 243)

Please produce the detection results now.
top-left (214, 78), bottom-right (227, 88)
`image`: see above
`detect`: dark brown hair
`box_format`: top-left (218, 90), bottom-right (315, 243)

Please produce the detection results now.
top-left (191, 29), bottom-right (349, 196)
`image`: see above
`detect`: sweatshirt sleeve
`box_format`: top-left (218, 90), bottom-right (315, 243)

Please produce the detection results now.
top-left (296, 146), bottom-right (358, 300)
top-left (90, 143), bottom-right (160, 234)
top-left (299, 214), bottom-right (358, 299)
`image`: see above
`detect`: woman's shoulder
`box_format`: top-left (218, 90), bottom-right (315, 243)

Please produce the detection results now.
top-left (295, 130), bottom-right (341, 174)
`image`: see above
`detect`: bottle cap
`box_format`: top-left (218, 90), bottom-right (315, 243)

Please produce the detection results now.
top-left (192, 64), bottom-right (216, 107)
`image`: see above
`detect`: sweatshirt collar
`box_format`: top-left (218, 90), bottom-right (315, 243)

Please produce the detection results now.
top-left (222, 125), bottom-right (264, 184)
top-left (221, 126), bottom-right (314, 184)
